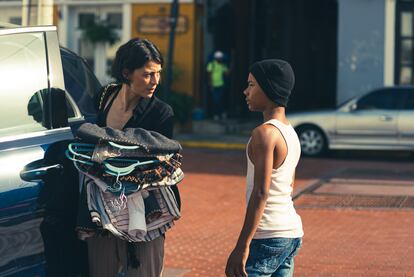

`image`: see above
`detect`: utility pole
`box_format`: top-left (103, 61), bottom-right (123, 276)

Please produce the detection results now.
top-left (164, 0), bottom-right (179, 97)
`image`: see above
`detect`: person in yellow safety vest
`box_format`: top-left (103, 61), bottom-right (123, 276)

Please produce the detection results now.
top-left (207, 50), bottom-right (229, 120)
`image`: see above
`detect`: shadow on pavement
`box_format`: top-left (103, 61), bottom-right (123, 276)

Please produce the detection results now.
top-left (322, 150), bottom-right (414, 162)
top-left (181, 148), bottom-right (246, 176)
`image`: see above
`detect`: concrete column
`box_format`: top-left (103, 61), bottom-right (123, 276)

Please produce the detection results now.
top-left (122, 3), bottom-right (132, 43)
top-left (94, 43), bottom-right (107, 84)
top-left (21, 0), bottom-right (31, 26)
top-left (58, 4), bottom-right (69, 47)
top-left (37, 0), bottom-right (54, 25)
top-left (384, 0), bottom-right (396, 85)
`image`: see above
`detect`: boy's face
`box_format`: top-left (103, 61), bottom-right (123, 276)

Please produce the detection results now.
top-left (243, 73), bottom-right (269, 111)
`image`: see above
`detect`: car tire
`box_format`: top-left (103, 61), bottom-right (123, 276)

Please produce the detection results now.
top-left (296, 125), bottom-right (327, 157)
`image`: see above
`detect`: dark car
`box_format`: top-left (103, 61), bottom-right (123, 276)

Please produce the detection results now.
top-left (0, 26), bottom-right (100, 276)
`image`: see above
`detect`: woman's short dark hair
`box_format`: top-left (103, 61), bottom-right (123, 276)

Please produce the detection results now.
top-left (111, 38), bottom-right (163, 84)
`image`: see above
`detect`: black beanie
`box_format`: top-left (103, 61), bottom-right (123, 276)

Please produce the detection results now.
top-left (249, 59), bottom-right (295, 107)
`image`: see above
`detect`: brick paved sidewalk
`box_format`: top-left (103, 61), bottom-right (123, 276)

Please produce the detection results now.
top-left (163, 149), bottom-right (414, 277)
top-left (295, 209), bottom-right (414, 276)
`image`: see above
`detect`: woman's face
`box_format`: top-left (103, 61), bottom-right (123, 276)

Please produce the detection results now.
top-left (127, 61), bottom-right (162, 98)
top-left (243, 73), bottom-right (268, 111)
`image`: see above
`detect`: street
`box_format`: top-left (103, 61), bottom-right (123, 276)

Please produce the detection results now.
top-left (164, 148), bottom-right (414, 277)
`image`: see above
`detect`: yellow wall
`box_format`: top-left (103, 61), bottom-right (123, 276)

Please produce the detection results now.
top-left (53, 5), bottom-right (59, 26)
top-left (131, 3), bottom-right (198, 98)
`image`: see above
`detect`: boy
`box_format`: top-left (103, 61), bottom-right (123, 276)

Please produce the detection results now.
top-left (225, 59), bottom-right (303, 277)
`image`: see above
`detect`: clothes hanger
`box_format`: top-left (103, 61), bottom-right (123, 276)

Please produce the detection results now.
top-left (67, 142), bottom-right (160, 176)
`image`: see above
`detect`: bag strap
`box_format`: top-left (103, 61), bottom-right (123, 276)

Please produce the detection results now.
top-left (98, 83), bottom-right (118, 112)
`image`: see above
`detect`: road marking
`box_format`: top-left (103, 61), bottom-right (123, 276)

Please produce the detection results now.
top-left (329, 178), bottom-right (414, 186)
top-left (163, 267), bottom-right (191, 277)
top-left (315, 183), bottom-right (414, 196)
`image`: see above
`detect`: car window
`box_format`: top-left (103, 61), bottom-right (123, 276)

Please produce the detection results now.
top-left (357, 89), bottom-right (400, 110)
top-left (0, 32), bottom-right (49, 137)
top-left (402, 91), bottom-right (414, 110)
top-left (61, 48), bottom-right (100, 119)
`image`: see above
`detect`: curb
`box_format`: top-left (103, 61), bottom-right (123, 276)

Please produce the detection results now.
top-left (179, 140), bottom-right (246, 150)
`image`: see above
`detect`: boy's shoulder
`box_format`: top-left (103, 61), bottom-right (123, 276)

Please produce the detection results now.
top-left (251, 124), bottom-right (282, 146)
top-left (252, 123), bottom-right (283, 135)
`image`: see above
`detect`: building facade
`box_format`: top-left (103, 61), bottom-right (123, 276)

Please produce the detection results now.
top-left (208, 0), bottom-right (414, 114)
top-left (0, 0), bottom-right (203, 104)
top-left (54, 0), bottom-right (202, 101)
top-left (1, 0), bottom-right (414, 117)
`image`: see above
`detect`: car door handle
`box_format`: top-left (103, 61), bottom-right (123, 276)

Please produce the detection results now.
top-left (379, 115), bottom-right (393, 121)
top-left (20, 164), bottom-right (63, 182)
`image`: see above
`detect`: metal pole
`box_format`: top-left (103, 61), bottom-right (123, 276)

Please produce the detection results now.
top-left (164, 0), bottom-right (179, 97)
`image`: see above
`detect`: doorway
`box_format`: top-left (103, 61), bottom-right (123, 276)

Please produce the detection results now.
top-left (210, 0), bottom-right (338, 118)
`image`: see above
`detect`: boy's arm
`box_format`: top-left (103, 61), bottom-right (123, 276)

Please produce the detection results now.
top-left (225, 125), bottom-right (278, 277)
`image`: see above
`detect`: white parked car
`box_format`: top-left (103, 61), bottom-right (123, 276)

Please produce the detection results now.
top-left (287, 87), bottom-right (414, 156)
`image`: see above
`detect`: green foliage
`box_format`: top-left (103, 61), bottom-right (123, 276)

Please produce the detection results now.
top-left (81, 20), bottom-right (119, 45)
top-left (157, 64), bottom-right (193, 124)
top-left (158, 85), bottom-right (193, 124)
top-left (171, 64), bottom-right (184, 82)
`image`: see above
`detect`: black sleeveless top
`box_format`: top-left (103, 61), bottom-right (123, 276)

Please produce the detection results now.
top-left (96, 84), bottom-right (174, 138)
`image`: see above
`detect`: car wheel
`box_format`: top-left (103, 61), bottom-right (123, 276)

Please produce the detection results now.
top-left (297, 126), bottom-right (327, 157)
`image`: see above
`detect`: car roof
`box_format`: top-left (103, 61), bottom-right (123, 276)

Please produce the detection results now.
top-left (0, 24), bottom-right (57, 35)
top-left (381, 85), bottom-right (414, 90)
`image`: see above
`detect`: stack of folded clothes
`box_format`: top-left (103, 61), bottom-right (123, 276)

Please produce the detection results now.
top-left (66, 123), bottom-right (183, 242)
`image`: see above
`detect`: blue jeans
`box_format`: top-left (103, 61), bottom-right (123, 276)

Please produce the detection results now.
top-left (246, 237), bottom-right (302, 277)
top-left (211, 86), bottom-right (224, 116)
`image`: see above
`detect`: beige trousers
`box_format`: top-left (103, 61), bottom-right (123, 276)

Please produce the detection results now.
top-left (87, 234), bottom-right (164, 277)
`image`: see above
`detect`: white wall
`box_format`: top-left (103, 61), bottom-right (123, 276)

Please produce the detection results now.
top-left (337, 0), bottom-right (386, 104)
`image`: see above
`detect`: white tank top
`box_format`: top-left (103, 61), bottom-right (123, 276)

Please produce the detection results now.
top-left (246, 119), bottom-right (303, 239)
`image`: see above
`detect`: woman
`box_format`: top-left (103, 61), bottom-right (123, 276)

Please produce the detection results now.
top-left (88, 38), bottom-right (180, 277)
